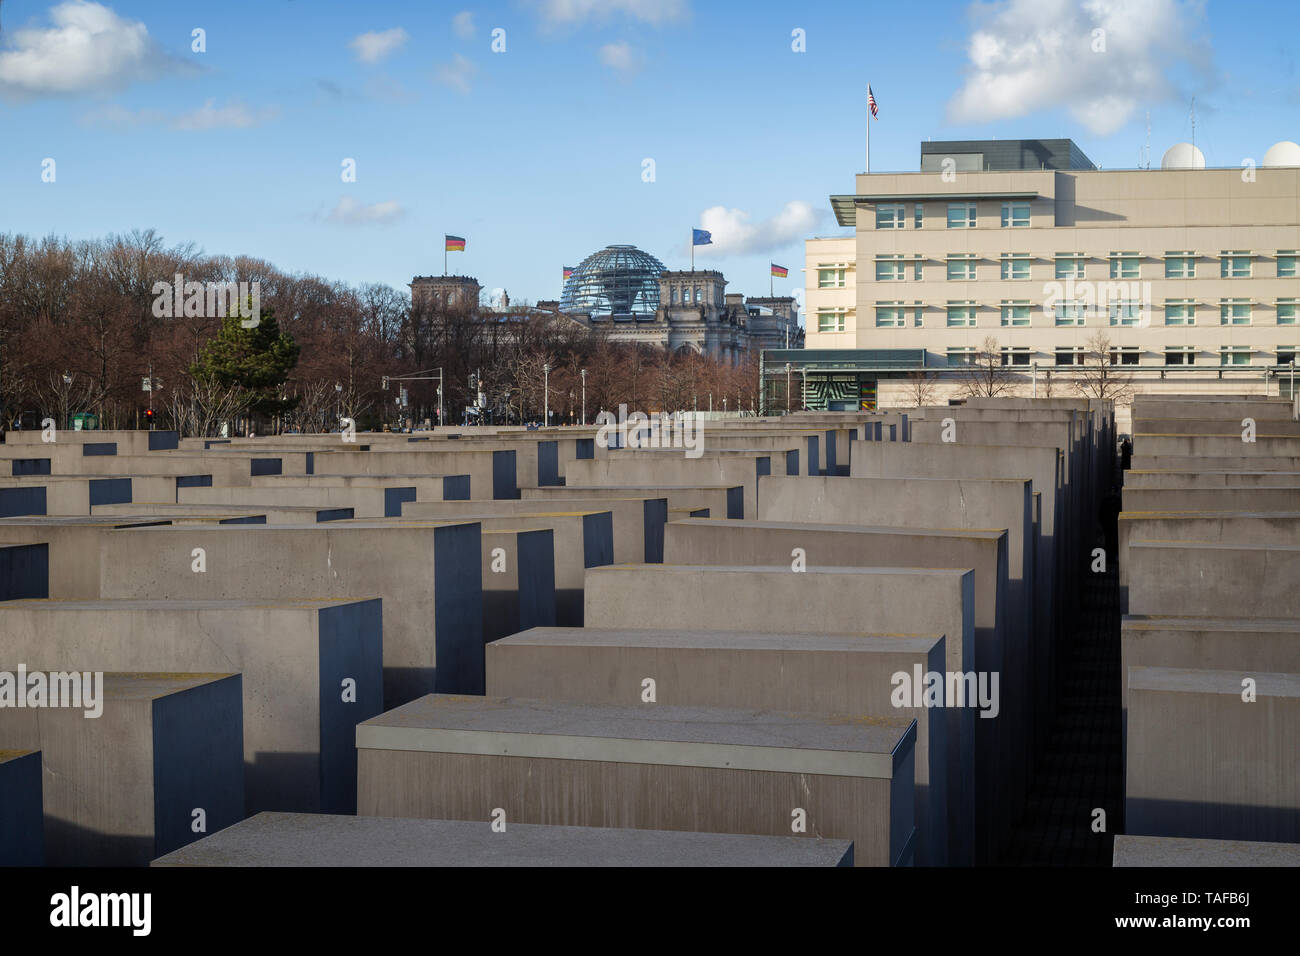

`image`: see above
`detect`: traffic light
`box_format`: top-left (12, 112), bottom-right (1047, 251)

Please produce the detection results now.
top-left (144, 408), bottom-right (154, 427)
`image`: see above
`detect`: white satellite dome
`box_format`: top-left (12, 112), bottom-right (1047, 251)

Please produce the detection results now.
top-left (1263, 141), bottom-right (1300, 167)
top-left (1161, 142), bottom-right (1206, 169)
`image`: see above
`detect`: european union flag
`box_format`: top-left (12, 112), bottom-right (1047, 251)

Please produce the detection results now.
top-left (692, 229), bottom-right (712, 246)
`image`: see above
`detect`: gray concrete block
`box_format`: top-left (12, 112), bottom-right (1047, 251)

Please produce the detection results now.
top-left (0, 598), bottom-right (382, 813)
top-left (1126, 541), bottom-right (1300, 619)
top-left (152, 811), bottom-right (855, 866)
top-left (96, 522), bottom-right (482, 704)
top-left (582, 562), bottom-right (980, 864)
top-left (1126, 666), bottom-right (1299, 843)
top-left (486, 626), bottom-right (948, 865)
top-left (357, 694), bottom-right (916, 866)
top-left (0, 672), bottom-right (244, 866)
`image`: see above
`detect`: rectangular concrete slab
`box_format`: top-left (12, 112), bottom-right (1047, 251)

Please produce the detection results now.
top-left (357, 694), bottom-right (916, 867)
top-left (152, 811), bottom-right (855, 867)
top-left (0, 749), bottom-right (44, 865)
top-left (0, 597), bottom-right (383, 813)
top-left (1112, 834), bottom-right (1300, 867)
top-left (0, 672), bottom-right (244, 866)
top-left (1126, 666), bottom-right (1299, 843)
top-left (486, 626), bottom-right (948, 865)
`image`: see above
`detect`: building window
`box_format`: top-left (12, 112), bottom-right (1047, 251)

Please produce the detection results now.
top-left (1108, 347), bottom-right (1141, 366)
top-left (1165, 347), bottom-right (1196, 366)
top-left (876, 203), bottom-right (906, 229)
top-left (875, 304), bottom-right (906, 328)
top-left (946, 255), bottom-right (976, 280)
top-left (875, 256), bottom-right (906, 281)
top-left (947, 202), bottom-right (976, 229)
top-left (1001, 347), bottom-right (1031, 366)
top-left (1055, 254), bottom-right (1085, 280)
top-left (1109, 253), bottom-right (1140, 279)
top-left (1054, 348), bottom-right (1081, 366)
top-left (818, 267), bottom-right (845, 288)
top-left (1279, 299), bottom-right (1298, 325)
top-left (816, 310), bottom-right (847, 333)
top-left (1000, 301), bottom-right (1031, 326)
top-left (1054, 300), bottom-right (1085, 326)
top-left (913, 257), bottom-right (923, 280)
top-left (1000, 202), bottom-right (1030, 227)
top-left (1165, 252), bottom-right (1196, 278)
top-left (946, 347), bottom-right (976, 366)
top-left (1278, 250), bottom-right (1297, 278)
top-left (946, 303), bottom-right (977, 327)
top-left (913, 306), bottom-right (924, 327)
top-left (670, 287), bottom-right (678, 304)
top-left (1220, 252), bottom-right (1252, 278)
top-left (1220, 346), bottom-right (1252, 366)
top-left (1110, 300), bottom-right (1142, 326)
top-left (1164, 300), bottom-right (1195, 326)
top-left (1000, 254), bottom-right (1030, 280)
top-left (914, 204), bottom-right (923, 228)
top-left (694, 287), bottom-right (701, 303)
top-left (1277, 347), bottom-right (1296, 366)
top-left (1220, 299), bottom-right (1251, 325)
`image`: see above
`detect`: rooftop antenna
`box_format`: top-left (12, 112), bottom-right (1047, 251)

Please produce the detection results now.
top-left (1142, 111), bottom-right (1151, 169)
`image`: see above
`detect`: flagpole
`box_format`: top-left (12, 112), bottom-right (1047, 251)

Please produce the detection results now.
top-left (865, 85), bottom-right (870, 174)
top-left (444, 239), bottom-right (447, 276)
top-left (691, 230), bottom-right (694, 272)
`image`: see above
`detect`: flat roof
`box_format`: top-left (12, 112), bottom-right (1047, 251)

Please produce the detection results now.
top-left (831, 192), bottom-right (1041, 226)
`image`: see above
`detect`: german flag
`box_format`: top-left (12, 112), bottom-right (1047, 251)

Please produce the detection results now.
top-left (445, 235), bottom-right (466, 252)
top-left (770, 263), bottom-right (789, 278)
top-left (563, 266), bottom-right (574, 279)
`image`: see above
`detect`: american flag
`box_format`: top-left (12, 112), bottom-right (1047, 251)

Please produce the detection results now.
top-left (868, 86), bottom-right (879, 120)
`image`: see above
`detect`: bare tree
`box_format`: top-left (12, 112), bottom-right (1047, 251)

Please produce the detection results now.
top-left (959, 336), bottom-right (1015, 398)
top-left (1074, 332), bottom-right (1135, 403)
top-left (904, 369), bottom-right (940, 407)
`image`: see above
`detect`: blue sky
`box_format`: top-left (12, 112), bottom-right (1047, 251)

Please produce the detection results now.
top-left (2, 0), bottom-right (1297, 308)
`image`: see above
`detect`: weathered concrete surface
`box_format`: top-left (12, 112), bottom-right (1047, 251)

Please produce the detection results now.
top-left (251, 473), bottom-right (472, 505)
top-left (0, 749), bottom-right (43, 865)
top-left (1130, 455), bottom-right (1300, 472)
top-left (0, 475), bottom-right (173, 515)
top-left (357, 694), bottom-right (916, 867)
top-left (1112, 834), bottom-right (1300, 867)
top-left (486, 626), bottom-right (948, 865)
top-left (1123, 470), bottom-right (1300, 489)
top-left (0, 517), bottom-right (183, 598)
top-left (152, 811), bottom-right (855, 867)
top-left (0, 673), bottom-right (244, 866)
top-left (96, 522), bottom-right (482, 704)
top-left (582, 562), bottom-right (979, 864)
top-left (312, 448), bottom-right (518, 500)
top-left (1126, 666), bottom-right (1299, 843)
top-left (1126, 541), bottom-right (1300, 618)
top-left (0, 598), bottom-right (383, 813)
top-left (1123, 486), bottom-right (1300, 513)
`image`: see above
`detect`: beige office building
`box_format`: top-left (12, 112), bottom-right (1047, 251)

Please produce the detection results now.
top-left (769, 138), bottom-right (1300, 419)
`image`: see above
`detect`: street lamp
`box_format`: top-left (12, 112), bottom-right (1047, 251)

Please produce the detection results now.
top-left (542, 363), bottom-right (551, 427)
top-left (334, 382), bottom-right (343, 427)
top-left (580, 368), bottom-right (586, 426)
top-left (785, 363), bottom-right (792, 415)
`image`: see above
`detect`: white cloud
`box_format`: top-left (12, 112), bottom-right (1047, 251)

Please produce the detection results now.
top-left (532, 0), bottom-right (687, 27)
top-left (0, 1), bottom-right (159, 98)
top-left (171, 99), bottom-right (278, 130)
top-left (325, 197), bottom-right (406, 226)
top-left (598, 41), bottom-right (640, 73)
top-left (697, 201), bottom-right (823, 256)
top-left (452, 11), bottom-right (476, 39)
top-left (436, 54), bottom-right (477, 94)
top-left (947, 0), bottom-right (1211, 136)
top-left (349, 27), bottom-right (409, 64)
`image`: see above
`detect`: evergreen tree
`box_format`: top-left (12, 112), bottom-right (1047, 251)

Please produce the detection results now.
top-left (189, 305), bottom-right (300, 418)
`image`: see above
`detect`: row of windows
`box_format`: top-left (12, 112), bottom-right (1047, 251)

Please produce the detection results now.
top-left (945, 346), bottom-right (1298, 368)
top-left (668, 286), bottom-right (721, 305)
top-left (814, 299), bottom-right (1300, 331)
top-left (872, 250), bottom-right (1298, 282)
top-left (876, 201), bottom-right (1031, 230)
